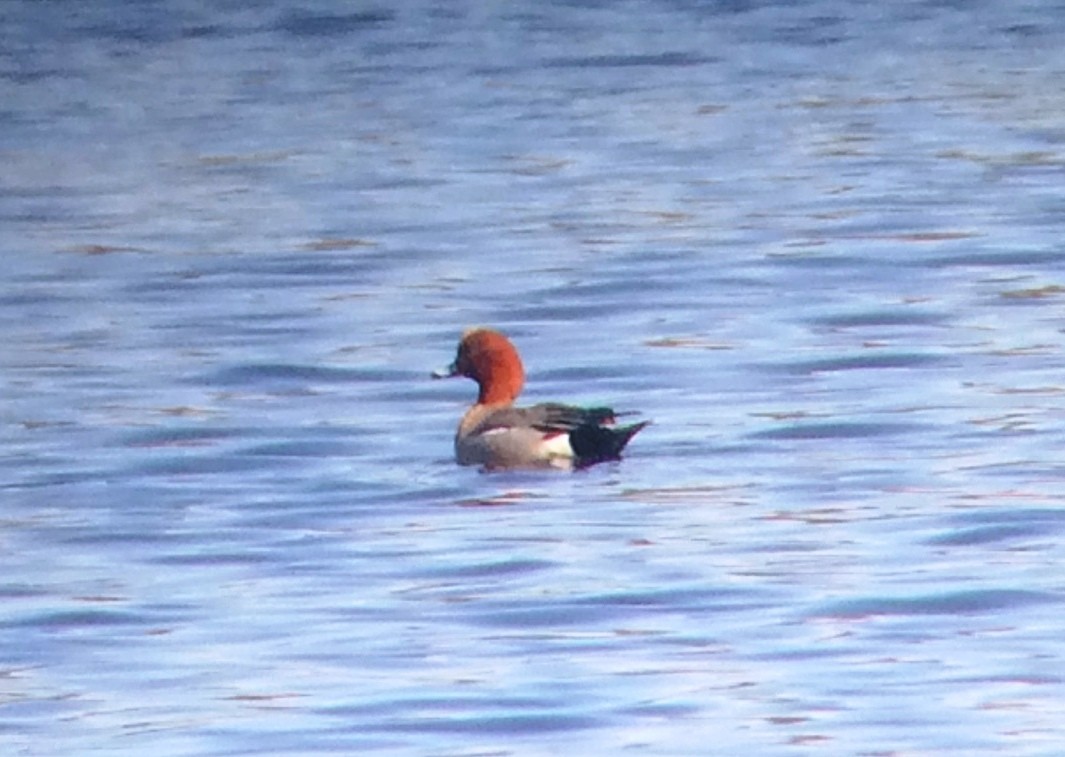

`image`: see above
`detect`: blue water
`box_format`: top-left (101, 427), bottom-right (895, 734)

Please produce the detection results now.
top-left (3, 1), bottom-right (1065, 754)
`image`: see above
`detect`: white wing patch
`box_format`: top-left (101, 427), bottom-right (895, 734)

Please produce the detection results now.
top-left (541, 432), bottom-right (574, 460)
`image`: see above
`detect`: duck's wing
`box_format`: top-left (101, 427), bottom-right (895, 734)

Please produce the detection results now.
top-left (525, 403), bottom-right (649, 466)
top-left (525, 402), bottom-right (618, 432)
top-left (466, 403), bottom-right (647, 469)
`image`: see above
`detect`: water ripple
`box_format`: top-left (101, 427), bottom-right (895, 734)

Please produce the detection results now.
top-left (765, 352), bottom-right (945, 375)
top-left (815, 589), bottom-right (1059, 619)
top-left (751, 421), bottom-right (921, 440)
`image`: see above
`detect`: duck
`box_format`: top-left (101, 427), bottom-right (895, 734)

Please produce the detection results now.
top-left (433, 327), bottom-right (649, 470)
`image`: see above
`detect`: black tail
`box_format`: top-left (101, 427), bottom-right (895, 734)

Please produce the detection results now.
top-left (570, 421), bottom-right (650, 468)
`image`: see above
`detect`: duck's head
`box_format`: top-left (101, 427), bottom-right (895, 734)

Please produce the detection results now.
top-left (433, 327), bottom-right (525, 405)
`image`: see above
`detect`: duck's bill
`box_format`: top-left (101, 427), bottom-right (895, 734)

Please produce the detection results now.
top-left (431, 363), bottom-right (458, 379)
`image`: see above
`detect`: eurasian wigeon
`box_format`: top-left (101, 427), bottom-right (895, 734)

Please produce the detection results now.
top-left (433, 327), bottom-right (649, 470)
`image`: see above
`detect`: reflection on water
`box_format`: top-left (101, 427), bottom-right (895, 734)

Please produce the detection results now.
top-left (3, 0), bottom-right (1065, 754)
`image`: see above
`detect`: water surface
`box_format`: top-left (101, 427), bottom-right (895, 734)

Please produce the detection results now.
top-left (3, 1), bottom-right (1065, 754)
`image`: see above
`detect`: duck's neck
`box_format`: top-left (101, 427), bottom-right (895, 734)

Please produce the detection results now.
top-left (478, 384), bottom-right (516, 406)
